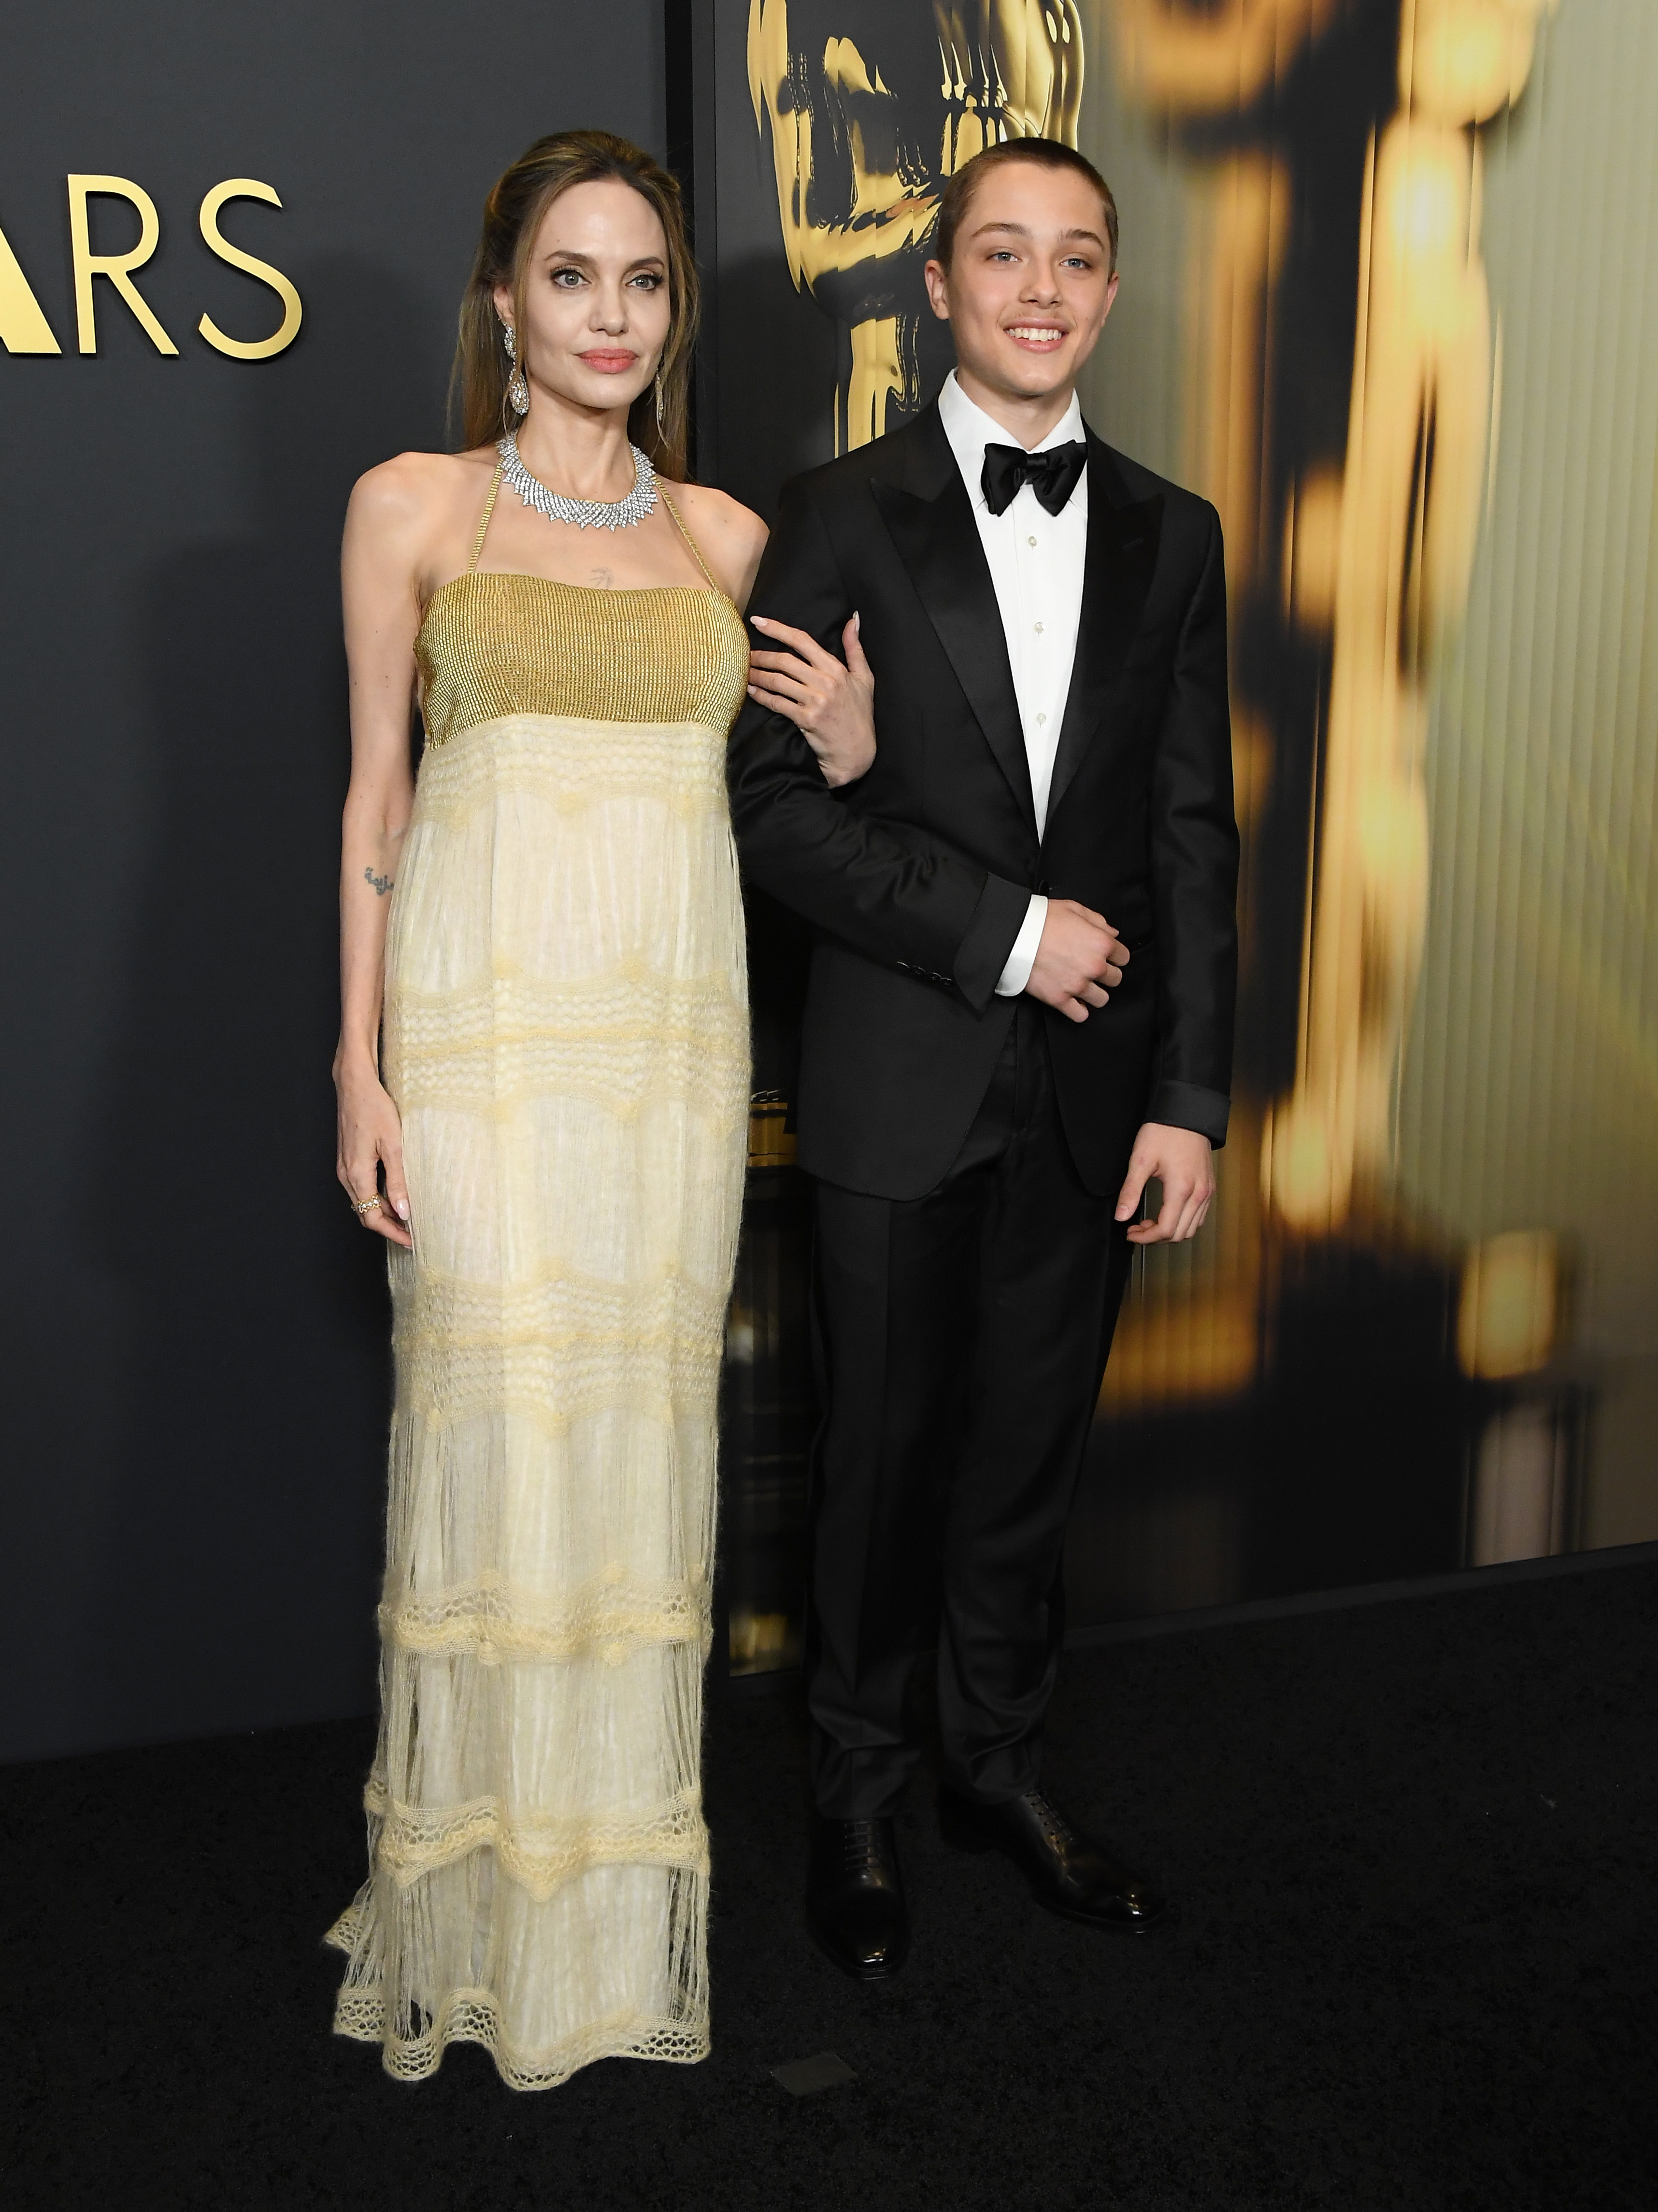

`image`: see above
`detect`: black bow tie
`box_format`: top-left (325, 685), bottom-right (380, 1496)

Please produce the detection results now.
top-left (981, 439), bottom-right (1087, 517)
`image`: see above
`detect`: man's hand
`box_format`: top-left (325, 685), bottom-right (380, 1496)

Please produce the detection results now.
top-left (1115, 1124), bottom-right (1215, 1244)
top-left (1026, 899), bottom-right (1129, 1023)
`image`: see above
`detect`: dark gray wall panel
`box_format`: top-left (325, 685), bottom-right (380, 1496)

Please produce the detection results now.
top-left (0, 1), bottom-right (664, 1760)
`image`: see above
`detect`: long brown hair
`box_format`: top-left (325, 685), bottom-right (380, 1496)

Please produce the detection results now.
top-left (453, 130), bottom-right (698, 479)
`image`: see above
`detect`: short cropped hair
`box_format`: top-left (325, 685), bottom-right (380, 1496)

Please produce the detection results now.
top-left (935, 138), bottom-right (1118, 276)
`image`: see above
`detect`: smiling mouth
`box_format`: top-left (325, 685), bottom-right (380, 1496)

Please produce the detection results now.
top-left (1006, 326), bottom-right (1067, 348)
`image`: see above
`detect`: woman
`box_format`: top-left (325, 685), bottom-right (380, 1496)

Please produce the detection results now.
top-left (328, 130), bottom-right (871, 2091)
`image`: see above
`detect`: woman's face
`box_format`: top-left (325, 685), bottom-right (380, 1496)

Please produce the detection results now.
top-left (494, 177), bottom-right (672, 422)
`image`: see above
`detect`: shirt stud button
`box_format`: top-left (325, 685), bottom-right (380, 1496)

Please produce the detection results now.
top-left (1028, 536), bottom-right (1038, 547)
top-left (1034, 622), bottom-right (1044, 634)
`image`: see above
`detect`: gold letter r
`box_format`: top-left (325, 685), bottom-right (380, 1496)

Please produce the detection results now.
top-left (67, 175), bottom-right (178, 355)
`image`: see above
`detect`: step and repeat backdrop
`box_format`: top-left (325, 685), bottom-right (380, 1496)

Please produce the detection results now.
top-left (707, 0), bottom-right (1658, 1667)
top-left (3, 0), bottom-right (1653, 1753)
top-left (0, 2), bottom-right (664, 1760)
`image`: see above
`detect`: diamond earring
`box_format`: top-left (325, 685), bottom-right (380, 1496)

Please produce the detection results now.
top-left (502, 321), bottom-right (529, 417)
top-left (654, 365), bottom-right (666, 434)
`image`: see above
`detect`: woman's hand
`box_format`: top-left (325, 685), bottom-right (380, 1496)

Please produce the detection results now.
top-left (334, 1058), bottom-right (413, 1248)
top-left (747, 613), bottom-right (876, 787)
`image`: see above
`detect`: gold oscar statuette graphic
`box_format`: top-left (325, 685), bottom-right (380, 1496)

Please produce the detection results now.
top-left (0, 175), bottom-right (303, 361)
top-left (1263, 0), bottom-right (1556, 1231)
top-left (1113, 0), bottom-right (1556, 1233)
top-left (749, 0), bottom-right (1084, 452)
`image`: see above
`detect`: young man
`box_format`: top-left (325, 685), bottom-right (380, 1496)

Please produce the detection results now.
top-left (729, 140), bottom-right (1238, 1977)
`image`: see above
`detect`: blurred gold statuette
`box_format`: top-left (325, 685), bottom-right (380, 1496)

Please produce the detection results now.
top-left (1113, 0), bottom-right (1556, 1232)
top-left (749, 0), bottom-right (1085, 450)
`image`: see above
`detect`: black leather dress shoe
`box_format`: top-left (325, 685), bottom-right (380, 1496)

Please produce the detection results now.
top-left (806, 1814), bottom-right (910, 1979)
top-left (940, 1785), bottom-right (1169, 1935)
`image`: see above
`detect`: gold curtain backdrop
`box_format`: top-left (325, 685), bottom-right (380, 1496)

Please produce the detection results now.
top-left (723, 0), bottom-right (1658, 1658)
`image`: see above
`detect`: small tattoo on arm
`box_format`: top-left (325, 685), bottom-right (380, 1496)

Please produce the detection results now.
top-left (364, 867), bottom-right (394, 896)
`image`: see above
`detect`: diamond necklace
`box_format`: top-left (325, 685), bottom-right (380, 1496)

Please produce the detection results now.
top-left (496, 431), bottom-right (658, 531)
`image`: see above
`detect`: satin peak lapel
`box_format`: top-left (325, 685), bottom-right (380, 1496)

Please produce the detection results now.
top-left (870, 416), bottom-right (1035, 827)
top-left (1044, 439), bottom-right (1163, 830)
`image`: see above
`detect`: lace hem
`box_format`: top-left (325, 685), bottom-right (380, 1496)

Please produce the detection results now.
top-left (361, 1778), bottom-right (709, 1896)
top-left (381, 1569), bottom-right (708, 1665)
top-left (326, 1961), bottom-right (708, 2092)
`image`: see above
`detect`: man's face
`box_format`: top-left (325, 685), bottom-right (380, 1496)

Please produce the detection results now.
top-left (924, 161), bottom-right (1119, 406)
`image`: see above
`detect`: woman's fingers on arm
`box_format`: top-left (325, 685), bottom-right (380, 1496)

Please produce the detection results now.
top-left (842, 613), bottom-right (872, 678)
top-left (747, 667), bottom-right (814, 702)
top-left (745, 681), bottom-right (808, 712)
top-left (747, 649), bottom-right (822, 682)
top-left (748, 683), bottom-right (827, 729)
top-left (750, 616), bottom-right (831, 667)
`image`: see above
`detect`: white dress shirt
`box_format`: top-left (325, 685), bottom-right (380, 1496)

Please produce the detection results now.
top-left (936, 370), bottom-right (1088, 997)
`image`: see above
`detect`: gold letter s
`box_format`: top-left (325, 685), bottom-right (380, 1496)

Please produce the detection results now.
top-left (66, 176), bottom-right (177, 355)
top-left (198, 180), bottom-right (302, 360)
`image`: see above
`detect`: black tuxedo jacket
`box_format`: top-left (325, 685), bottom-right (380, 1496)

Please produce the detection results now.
top-left (728, 402), bottom-right (1238, 1203)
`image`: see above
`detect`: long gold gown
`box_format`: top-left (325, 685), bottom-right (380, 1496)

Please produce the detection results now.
top-left (327, 470), bottom-right (750, 2090)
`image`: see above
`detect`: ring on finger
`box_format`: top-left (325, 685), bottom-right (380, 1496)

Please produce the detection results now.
top-left (353, 1195), bottom-right (382, 1215)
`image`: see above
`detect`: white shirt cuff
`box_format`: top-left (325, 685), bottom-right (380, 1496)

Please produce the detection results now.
top-left (994, 894), bottom-right (1048, 998)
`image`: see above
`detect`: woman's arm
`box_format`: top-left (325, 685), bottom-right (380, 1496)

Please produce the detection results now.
top-left (677, 480), bottom-right (877, 787)
top-left (728, 477), bottom-right (1025, 1009)
top-left (333, 456), bottom-right (434, 1249)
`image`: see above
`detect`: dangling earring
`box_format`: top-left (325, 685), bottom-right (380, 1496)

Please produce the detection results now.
top-left (654, 365), bottom-right (666, 435)
top-left (502, 321), bottom-right (529, 418)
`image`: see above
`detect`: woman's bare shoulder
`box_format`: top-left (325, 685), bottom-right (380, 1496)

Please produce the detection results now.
top-left (348, 447), bottom-right (494, 534)
top-left (674, 481), bottom-right (766, 549)
top-left (672, 482), bottom-right (769, 598)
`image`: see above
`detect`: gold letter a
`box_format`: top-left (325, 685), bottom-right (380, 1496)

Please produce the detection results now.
top-left (0, 219), bottom-right (61, 354)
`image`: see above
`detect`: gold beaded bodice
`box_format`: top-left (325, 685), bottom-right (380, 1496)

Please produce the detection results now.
top-left (415, 574), bottom-right (749, 749)
top-left (413, 475), bottom-right (749, 750)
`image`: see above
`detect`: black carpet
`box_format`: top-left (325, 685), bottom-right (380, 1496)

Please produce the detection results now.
top-left (4, 1564), bottom-right (1655, 2212)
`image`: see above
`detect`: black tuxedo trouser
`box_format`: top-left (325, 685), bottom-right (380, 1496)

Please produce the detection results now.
top-left (804, 998), bottom-right (1133, 1817)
